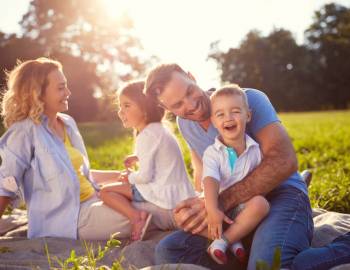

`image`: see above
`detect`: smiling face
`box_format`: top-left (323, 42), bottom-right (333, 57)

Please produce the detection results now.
top-left (117, 94), bottom-right (147, 131)
top-left (157, 71), bottom-right (211, 121)
top-left (41, 69), bottom-right (71, 116)
top-left (211, 93), bottom-right (251, 143)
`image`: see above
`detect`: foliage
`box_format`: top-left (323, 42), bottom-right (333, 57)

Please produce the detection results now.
top-left (209, 28), bottom-right (321, 111)
top-left (0, 0), bottom-right (150, 122)
top-left (20, 0), bottom-right (146, 79)
top-left (45, 236), bottom-right (123, 269)
top-left (305, 3), bottom-right (350, 109)
top-left (281, 111), bottom-right (350, 213)
top-left (256, 247), bottom-right (281, 270)
top-left (209, 3), bottom-right (350, 112)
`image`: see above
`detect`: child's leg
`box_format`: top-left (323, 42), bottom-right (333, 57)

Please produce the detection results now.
top-left (100, 182), bottom-right (134, 218)
top-left (224, 195), bottom-right (270, 244)
top-left (99, 183), bottom-right (151, 240)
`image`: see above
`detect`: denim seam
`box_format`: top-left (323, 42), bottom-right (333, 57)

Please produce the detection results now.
top-left (280, 190), bottom-right (304, 252)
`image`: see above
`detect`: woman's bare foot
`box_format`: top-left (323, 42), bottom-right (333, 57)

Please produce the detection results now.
top-left (130, 211), bottom-right (152, 241)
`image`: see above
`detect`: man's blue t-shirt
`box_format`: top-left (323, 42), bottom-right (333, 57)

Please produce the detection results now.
top-left (177, 88), bottom-right (307, 195)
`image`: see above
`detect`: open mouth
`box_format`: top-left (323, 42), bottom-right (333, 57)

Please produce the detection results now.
top-left (223, 123), bottom-right (237, 131)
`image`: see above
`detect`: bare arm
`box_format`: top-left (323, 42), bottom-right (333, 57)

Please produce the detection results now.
top-left (219, 122), bottom-right (298, 211)
top-left (90, 169), bottom-right (121, 185)
top-left (203, 177), bottom-right (222, 239)
top-left (0, 196), bottom-right (11, 218)
top-left (203, 177), bottom-right (219, 210)
top-left (191, 150), bottom-right (203, 192)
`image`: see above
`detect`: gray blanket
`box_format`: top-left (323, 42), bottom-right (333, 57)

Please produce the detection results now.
top-left (0, 208), bottom-right (349, 269)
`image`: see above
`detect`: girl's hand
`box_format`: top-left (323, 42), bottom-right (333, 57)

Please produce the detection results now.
top-left (123, 155), bottom-right (138, 169)
top-left (207, 208), bottom-right (225, 240)
top-left (119, 170), bottom-right (130, 183)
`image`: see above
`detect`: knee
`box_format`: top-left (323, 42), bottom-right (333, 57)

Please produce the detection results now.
top-left (248, 195), bottom-right (270, 217)
top-left (99, 188), bottom-right (108, 201)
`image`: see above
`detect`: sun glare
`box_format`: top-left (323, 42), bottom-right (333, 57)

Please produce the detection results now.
top-left (102, 0), bottom-right (132, 18)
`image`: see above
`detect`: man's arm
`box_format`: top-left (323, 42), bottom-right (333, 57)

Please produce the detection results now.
top-left (173, 149), bottom-right (206, 231)
top-left (191, 150), bottom-right (203, 192)
top-left (219, 122), bottom-right (298, 211)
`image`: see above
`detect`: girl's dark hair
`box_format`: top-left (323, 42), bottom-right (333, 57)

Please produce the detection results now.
top-left (118, 80), bottom-right (164, 123)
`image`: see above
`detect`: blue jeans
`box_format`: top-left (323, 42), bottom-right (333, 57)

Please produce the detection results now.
top-left (155, 185), bottom-right (314, 270)
top-left (291, 232), bottom-right (350, 270)
top-left (131, 185), bottom-right (146, 202)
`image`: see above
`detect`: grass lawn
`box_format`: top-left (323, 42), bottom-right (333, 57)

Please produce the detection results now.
top-left (80, 110), bottom-right (350, 213)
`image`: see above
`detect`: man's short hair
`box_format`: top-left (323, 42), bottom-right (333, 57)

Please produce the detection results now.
top-left (211, 84), bottom-right (249, 110)
top-left (144, 63), bottom-right (187, 101)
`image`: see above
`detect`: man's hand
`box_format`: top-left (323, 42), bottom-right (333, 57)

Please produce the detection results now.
top-left (173, 196), bottom-right (208, 234)
top-left (123, 155), bottom-right (138, 169)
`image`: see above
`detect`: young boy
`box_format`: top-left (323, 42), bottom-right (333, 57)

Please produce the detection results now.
top-left (201, 85), bottom-right (270, 265)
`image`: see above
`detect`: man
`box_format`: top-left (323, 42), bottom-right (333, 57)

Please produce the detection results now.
top-left (144, 63), bottom-right (313, 270)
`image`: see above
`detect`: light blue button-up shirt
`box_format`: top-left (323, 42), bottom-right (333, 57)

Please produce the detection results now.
top-left (0, 113), bottom-right (97, 239)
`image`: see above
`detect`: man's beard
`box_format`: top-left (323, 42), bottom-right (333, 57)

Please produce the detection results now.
top-left (184, 96), bottom-right (211, 121)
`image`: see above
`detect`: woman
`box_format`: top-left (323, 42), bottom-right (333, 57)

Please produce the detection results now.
top-left (0, 57), bottom-right (175, 240)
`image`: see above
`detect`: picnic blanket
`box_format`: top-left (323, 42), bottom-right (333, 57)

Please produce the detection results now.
top-left (0, 208), bottom-right (349, 269)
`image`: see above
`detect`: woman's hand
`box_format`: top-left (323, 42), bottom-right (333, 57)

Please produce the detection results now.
top-left (123, 155), bottom-right (138, 169)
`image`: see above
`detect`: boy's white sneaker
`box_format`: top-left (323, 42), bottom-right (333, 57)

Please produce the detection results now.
top-left (207, 238), bottom-right (228, 265)
top-left (230, 241), bottom-right (247, 264)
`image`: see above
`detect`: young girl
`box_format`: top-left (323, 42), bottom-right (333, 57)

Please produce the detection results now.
top-left (99, 81), bottom-right (195, 241)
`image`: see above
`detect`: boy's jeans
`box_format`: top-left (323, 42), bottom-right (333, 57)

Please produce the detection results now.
top-left (155, 185), bottom-right (314, 270)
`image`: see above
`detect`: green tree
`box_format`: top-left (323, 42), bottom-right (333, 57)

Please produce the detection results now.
top-left (209, 29), bottom-right (319, 111)
top-left (0, 33), bottom-right (45, 88)
top-left (1, 0), bottom-right (149, 121)
top-left (305, 3), bottom-right (350, 109)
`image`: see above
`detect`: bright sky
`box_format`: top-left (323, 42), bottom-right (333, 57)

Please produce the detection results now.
top-left (1, 0), bottom-right (350, 87)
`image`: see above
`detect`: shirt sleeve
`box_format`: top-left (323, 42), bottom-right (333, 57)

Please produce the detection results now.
top-left (128, 129), bottom-right (160, 185)
top-left (246, 89), bottom-right (280, 136)
top-left (202, 147), bottom-right (221, 183)
top-left (0, 123), bottom-right (33, 198)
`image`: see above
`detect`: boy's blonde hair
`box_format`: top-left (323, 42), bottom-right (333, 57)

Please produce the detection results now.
top-left (210, 84), bottom-right (249, 110)
top-left (1, 57), bottom-right (62, 128)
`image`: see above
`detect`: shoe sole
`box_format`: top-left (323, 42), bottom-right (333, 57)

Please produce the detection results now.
top-left (207, 247), bottom-right (227, 264)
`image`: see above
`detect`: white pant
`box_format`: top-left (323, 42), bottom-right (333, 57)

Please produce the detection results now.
top-left (78, 195), bottom-right (177, 240)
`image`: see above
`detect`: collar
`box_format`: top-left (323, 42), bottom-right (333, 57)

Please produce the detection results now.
top-left (213, 134), bottom-right (259, 153)
top-left (40, 113), bottom-right (76, 137)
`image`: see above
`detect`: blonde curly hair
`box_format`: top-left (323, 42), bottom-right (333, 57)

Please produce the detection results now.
top-left (1, 57), bottom-right (62, 128)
